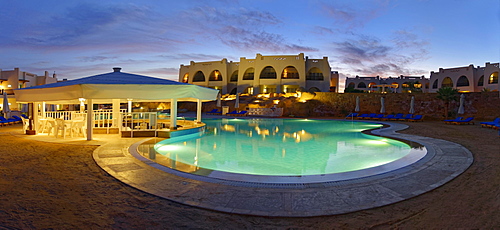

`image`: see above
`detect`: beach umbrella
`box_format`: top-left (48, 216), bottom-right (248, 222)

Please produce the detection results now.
top-left (409, 96), bottom-right (415, 114)
top-left (458, 94), bottom-right (465, 115)
top-left (234, 93), bottom-right (240, 111)
top-left (380, 97), bottom-right (385, 113)
top-left (2, 91), bottom-right (10, 118)
top-left (216, 91), bottom-right (221, 107)
top-left (355, 96), bottom-right (360, 112)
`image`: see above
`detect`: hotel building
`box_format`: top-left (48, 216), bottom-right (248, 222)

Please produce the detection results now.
top-left (1, 68), bottom-right (58, 111)
top-left (345, 75), bottom-right (430, 93)
top-left (428, 62), bottom-right (499, 92)
top-left (179, 53), bottom-right (339, 95)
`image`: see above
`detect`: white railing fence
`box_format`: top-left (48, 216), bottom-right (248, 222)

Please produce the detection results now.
top-left (247, 108), bottom-right (283, 117)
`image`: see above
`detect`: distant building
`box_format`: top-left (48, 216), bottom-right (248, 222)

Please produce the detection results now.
top-left (429, 62), bottom-right (499, 92)
top-left (345, 75), bottom-right (430, 93)
top-left (179, 53), bottom-right (339, 94)
top-left (1, 68), bottom-right (58, 111)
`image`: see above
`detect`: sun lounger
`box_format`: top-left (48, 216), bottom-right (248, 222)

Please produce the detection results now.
top-left (379, 114), bottom-right (395, 121)
top-left (345, 113), bottom-right (358, 119)
top-left (480, 118), bottom-right (500, 128)
top-left (206, 109), bottom-right (222, 115)
top-left (227, 110), bottom-right (247, 116)
top-left (444, 117), bottom-right (463, 124)
top-left (386, 113), bottom-right (402, 121)
top-left (398, 114), bottom-right (414, 121)
top-left (407, 114), bottom-right (424, 122)
top-left (355, 113), bottom-right (369, 119)
top-left (451, 117), bottom-right (474, 125)
top-left (371, 114), bottom-right (385, 120)
top-left (0, 116), bottom-right (15, 125)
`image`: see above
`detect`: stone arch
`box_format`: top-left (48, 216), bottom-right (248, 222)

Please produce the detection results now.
top-left (478, 75), bottom-right (484, 86)
top-left (441, 77), bottom-right (453, 88)
top-left (489, 72), bottom-right (498, 84)
top-left (260, 66), bottom-right (277, 79)
top-left (230, 70), bottom-right (238, 82)
top-left (432, 79), bottom-right (438, 89)
top-left (306, 67), bottom-right (324, 80)
top-left (281, 66), bottom-right (299, 79)
top-left (242, 68), bottom-right (255, 80)
top-left (358, 82), bottom-right (367, 88)
top-left (192, 71), bottom-right (205, 82)
top-left (392, 82), bottom-right (399, 88)
top-left (368, 82), bottom-right (377, 88)
top-left (181, 73), bottom-right (189, 83)
top-left (456, 75), bottom-right (469, 87)
top-left (308, 87), bottom-right (321, 93)
top-left (347, 82), bottom-right (355, 88)
top-left (209, 70), bottom-right (222, 81)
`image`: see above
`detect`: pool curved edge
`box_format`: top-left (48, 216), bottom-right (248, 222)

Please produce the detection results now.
top-left (93, 120), bottom-right (474, 217)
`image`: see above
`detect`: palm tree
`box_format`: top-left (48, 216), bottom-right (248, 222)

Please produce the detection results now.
top-left (436, 87), bottom-right (459, 120)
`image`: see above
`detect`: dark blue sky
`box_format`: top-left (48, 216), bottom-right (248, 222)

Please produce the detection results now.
top-left (1, 0), bottom-right (498, 90)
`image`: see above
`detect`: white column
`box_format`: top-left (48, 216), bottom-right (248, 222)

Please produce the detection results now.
top-left (86, 99), bottom-right (93, 140)
top-left (127, 99), bottom-right (132, 113)
top-left (112, 99), bottom-right (120, 127)
top-left (79, 98), bottom-right (85, 113)
top-left (170, 98), bottom-right (177, 130)
top-left (33, 102), bottom-right (40, 131)
top-left (41, 102), bottom-right (46, 118)
top-left (196, 99), bottom-right (202, 123)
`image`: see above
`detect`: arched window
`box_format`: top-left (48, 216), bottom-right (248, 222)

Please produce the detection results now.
top-left (478, 75), bottom-right (484, 86)
top-left (402, 82), bottom-right (410, 88)
top-left (192, 71), bottom-right (205, 82)
top-left (347, 82), bottom-right (355, 88)
top-left (181, 73), bottom-right (189, 83)
top-left (281, 66), bottom-right (299, 79)
top-left (259, 66), bottom-right (277, 79)
top-left (230, 70), bottom-right (238, 82)
top-left (242, 68), bottom-right (255, 80)
top-left (358, 82), bottom-right (366, 88)
top-left (489, 72), bottom-right (498, 84)
top-left (456, 76), bottom-right (469, 87)
top-left (392, 82), bottom-right (399, 88)
top-left (308, 87), bottom-right (321, 93)
top-left (441, 77), bottom-right (453, 88)
top-left (209, 70), bottom-right (222, 81)
top-left (306, 67), bottom-right (324, 80)
top-left (432, 79), bottom-right (438, 89)
top-left (368, 82), bottom-right (377, 88)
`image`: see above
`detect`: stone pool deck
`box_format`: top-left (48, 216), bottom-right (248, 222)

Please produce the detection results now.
top-left (90, 121), bottom-right (473, 217)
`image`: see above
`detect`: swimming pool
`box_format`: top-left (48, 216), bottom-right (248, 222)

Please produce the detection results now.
top-left (137, 118), bottom-right (427, 183)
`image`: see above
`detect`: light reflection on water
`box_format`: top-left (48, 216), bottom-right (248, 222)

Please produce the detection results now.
top-left (145, 119), bottom-right (419, 176)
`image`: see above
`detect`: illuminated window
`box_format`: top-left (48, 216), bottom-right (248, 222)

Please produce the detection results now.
top-left (192, 71), bottom-right (205, 82)
top-left (260, 66), bottom-right (277, 79)
top-left (392, 82), bottom-right (399, 88)
top-left (489, 72), bottom-right (498, 84)
top-left (230, 70), bottom-right (238, 82)
top-left (441, 77), bottom-right (453, 88)
top-left (182, 73), bottom-right (189, 83)
top-left (368, 82), bottom-right (377, 88)
top-left (402, 82), bottom-right (410, 88)
top-left (243, 68), bottom-right (255, 80)
top-left (456, 76), bottom-right (469, 87)
top-left (209, 70), bottom-right (222, 81)
top-left (281, 66), bottom-right (299, 79)
top-left (306, 67), bottom-right (323, 80)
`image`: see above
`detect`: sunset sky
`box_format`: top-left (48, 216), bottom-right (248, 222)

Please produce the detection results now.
top-left (1, 0), bottom-right (498, 90)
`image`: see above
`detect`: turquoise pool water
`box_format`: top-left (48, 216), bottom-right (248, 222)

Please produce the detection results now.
top-left (151, 119), bottom-right (421, 177)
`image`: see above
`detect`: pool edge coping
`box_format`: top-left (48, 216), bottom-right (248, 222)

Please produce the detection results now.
top-left (92, 120), bottom-right (474, 217)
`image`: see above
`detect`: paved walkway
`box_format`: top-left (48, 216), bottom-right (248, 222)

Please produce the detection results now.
top-left (89, 121), bottom-right (473, 217)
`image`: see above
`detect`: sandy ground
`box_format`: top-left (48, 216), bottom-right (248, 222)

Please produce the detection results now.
top-left (0, 121), bottom-right (499, 229)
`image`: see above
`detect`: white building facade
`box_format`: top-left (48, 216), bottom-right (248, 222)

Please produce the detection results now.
top-left (1, 68), bottom-right (58, 111)
top-left (429, 62), bottom-right (499, 92)
top-left (345, 75), bottom-right (430, 93)
top-left (179, 53), bottom-right (339, 94)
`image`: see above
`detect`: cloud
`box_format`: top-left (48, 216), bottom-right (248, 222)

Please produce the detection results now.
top-left (320, 0), bottom-right (390, 29)
top-left (332, 31), bottom-right (429, 76)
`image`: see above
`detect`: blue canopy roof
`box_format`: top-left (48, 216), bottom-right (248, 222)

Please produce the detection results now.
top-left (20, 68), bottom-right (187, 90)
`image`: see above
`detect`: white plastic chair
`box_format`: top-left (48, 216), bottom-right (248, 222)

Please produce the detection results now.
top-left (54, 118), bottom-right (69, 138)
